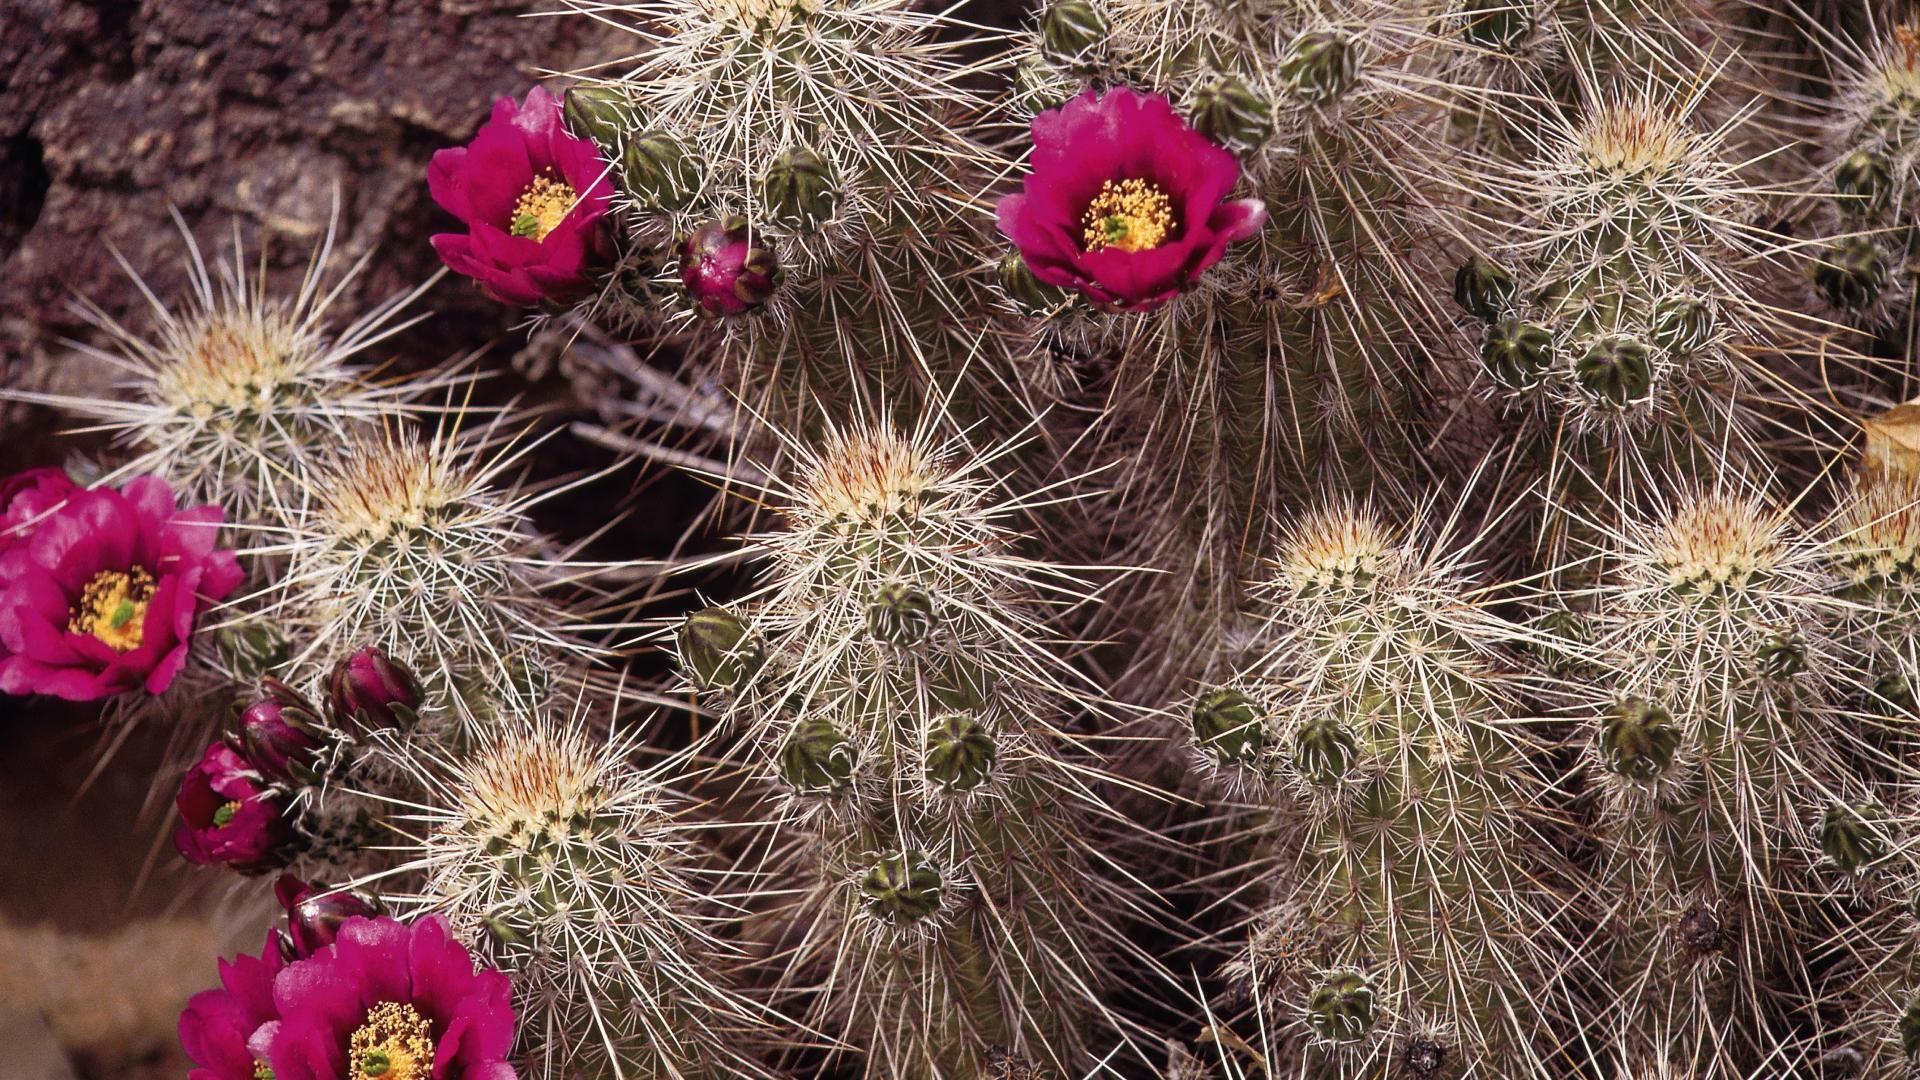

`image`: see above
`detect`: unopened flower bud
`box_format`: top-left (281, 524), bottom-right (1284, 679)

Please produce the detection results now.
top-left (1190, 688), bottom-right (1266, 765)
top-left (998, 253), bottom-right (1068, 315)
top-left (1754, 630), bottom-right (1806, 681)
top-left (1292, 714), bottom-right (1356, 784)
top-left (1573, 335), bottom-right (1653, 407)
top-left (1481, 319), bottom-right (1551, 389)
top-left (778, 717), bottom-right (856, 793)
top-left (1903, 997), bottom-right (1920, 1057)
top-left (926, 714), bottom-right (996, 791)
top-left (233, 679), bottom-right (324, 785)
top-left (1814, 237), bottom-right (1887, 310)
top-left (680, 217), bottom-right (780, 317)
top-left (1875, 670), bottom-right (1916, 714)
top-left (1190, 75), bottom-right (1274, 152)
top-left (327, 646), bottom-right (420, 730)
top-left (1600, 697), bottom-right (1680, 782)
top-left (563, 85), bottom-right (628, 151)
top-left (1307, 971), bottom-right (1376, 1042)
top-left (1040, 0), bottom-right (1106, 64)
top-left (275, 874), bottom-right (382, 960)
top-left (1279, 30), bottom-right (1359, 106)
top-left (1651, 294), bottom-right (1716, 356)
top-left (860, 850), bottom-right (943, 927)
top-left (623, 129), bottom-right (703, 211)
top-left (1458, 0), bottom-right (1530, 50)
top-left (1820, 801), bottom-right (1888, 874)
top-left (1452, 255), bottom-right (1515, 322)
top-left (680, 607), bottom-right (765, 693)
top-left (1835, 148), bottom-right (1893, 212)
top-left (866, 582), bottom-right (937, 647)
top-left (763, 147), bottom-right (836, 228)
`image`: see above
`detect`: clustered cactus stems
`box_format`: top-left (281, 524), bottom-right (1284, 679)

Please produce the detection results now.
top-left (674, 421), bottom-right (1139, 1077)
top-left (1190, 502), bottom-right (1574, 1078)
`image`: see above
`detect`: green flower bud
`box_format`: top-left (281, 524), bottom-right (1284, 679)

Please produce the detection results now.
top-left (1835, 148), bottom-right (1893, 213)
top-left (860, 850), bottom-right (943, 926)
top-left (1651, 295), bottom-right (1716, 356)
top-left (1190, 74), bottom-right (1274, 152)
top-left (1040, 1), bottom-right (1107, 64)
top-left (1189, 688), bottom-right (1266, 765)
top-left (1458, 0), bottom-right (1530, 50)
top-left (1481, 319), bottom-right (1552, 389)
top-left (762, 147), bottom-right (836, 228)
top-left (1534, 606), bottom-right (1594, 674)
top-left (1573, 335), bottom-right (1653, 407)
top-left (563, 85), bottom-right (627, 150)
top-left (1875, 670), bottom-right (1917, 714)
top-left (679, 607), bottom-right (764, 692)
top-left (1306, 971), bottom-right (1376, 1042)
top-left (1278, 30), bottom-right (1359, 107)
top-left (1814, 237), bottom-right (1888, 310)
top-left (998, 253), bottom-right (1067, 315)
top-left (1452, 255), bottom-right (1516, 322)
top-left (1015, 55), bottom-right (1077, 113)
top-left (778, 717), bottom-right (856, 793)
top-left (1820, 801), bottom-right (1888, 874)
top-left (866, 582), bottom-right (937, 646)
top-left (1600, 697), bottom-right (1681, 782)
top-left (1755, 630), bottom-right (1806, 681)
top-left (622, 130), bottom-right (702, 212)
top-left (926, 713), bottom-right (997, 791)
top-left (1292, 714), bottom-right (1357, 784)
top-left (1903, 997), bottom-right (1920, 1058)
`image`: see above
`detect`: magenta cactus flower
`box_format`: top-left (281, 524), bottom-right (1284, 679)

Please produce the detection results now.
top-left (326, 645), bottom-right (421, 729)
top-left (680, 216), bottom-right (780, 316)
top-left (428, 85), bottom-right (615, 306)
top-left (173, 741), bottom-right (296, 874)
top-left (274, 875), bottom-right (381, 960)
top-left (0, 475), bottom-right (242, 700)
top-left (179, 933), bottom-right (286, 1080)
top-left (231, 679), bottom-right (324, 785)
top-left (252, 915), bottom-right (518, 1080)
top-left (995, 86), bottom-right (1266, 312)
top-left (0, 466), bottom-right (77, 553)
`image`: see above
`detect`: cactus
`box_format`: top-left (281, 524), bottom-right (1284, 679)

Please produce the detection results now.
top-left (1193, 501), bottom-right (1574, 1078)
top-left (673, 421), bottom-right (1140, 1077)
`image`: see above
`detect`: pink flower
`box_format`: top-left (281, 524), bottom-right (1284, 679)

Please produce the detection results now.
top-left (0, 475), bottom-right (242, 700)
top-left (254, 915), bottom-right (518, 1080)
top-left (179, 933), bottom-right (286, 1080)
top-left (995, 87), bottom-right (1267, 312)
top-left (327, 645), bottom-right (422, 730)
top-left (231, 679), bottom-right (325, 785)
top-left (0, 466), bottom-right (77, 553)
top-left (173, 741), bottom-right (297, 874)
top-left (429, 85), bottom-right (615, 306)
top-left (680, 217), bottom-right (780, 317)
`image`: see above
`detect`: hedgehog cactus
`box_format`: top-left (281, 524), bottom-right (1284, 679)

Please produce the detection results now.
top-left (672, 421), bottom-right (1134, 1077)
top-left (1189, 501), bottom-right (1572, 1078)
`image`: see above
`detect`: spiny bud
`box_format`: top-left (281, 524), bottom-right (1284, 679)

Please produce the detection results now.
top-left (1814, 237), bottom-right (1888, 310)
top-left (1278, 30), bottom-right (1359, 107)
top-left (622, 130), bottom-right (702, 212)
top-left (233, 679), bottom-right (324, 786)
top-left (866, 582), bottom-right (937, 647)
top-left (326, 646), bottom-right (420, 731)
top-left (1573, 335), bottom-right (1653, 407)
top-left (1453, 255), bottom-right (1516, 322)
top-left (1835, 148), bottom-right (1893, 213)
top-left (1292, 714), bottom-right (1357, 784)
top-left (1754, 630), bottom-right (1806, 681)
top-left (1458, 0), bottom-right (1530, 50)
top-left (1307, 970), bottom-right (1377, 1042)
top-left (778, 717), bottom-right (856, 793)
top-left (1404, 1037), bottom-right (1449, 1080)
top-left (1903, 997), bottom-right (1920, 1058)
top-left (1600, 697), bottom-right (1681, 781)
top-left (763, 147), bottom-right (836, 228)
top-left (1535, 606), bottom-right (1595, 675)
top-left (680, 607), bottom-right (765, 693)
top-left (1651, 295), bottom-right (1716, 356)
top-left (274, 874), bottom-right (382, 960)
top-left (1481, 319), bottom-right (1551, 388)
top-left (563, 85), bottom-right (627, 151)
top-left (1040, 0), bottom-right (1106, 64)
top-left (926, 713), bottom-right (996, 791)
top-left (1675, 903), bottom-right (1724, 956)
top-left (860, 849), bottom-right (943, 927)
top-left (680, 217), bottom-right (780, 317)
top-left (998, 253), bottom-right (1068, 315)
top-left (1874, 670), bottom-right (1917, 714)
top-left (1819, 802), bottom-right (1888, 873)
top-left (1189, 688), bottom-right (1266, 765)
top-left (1190, 74), bottom-right (1274, 152)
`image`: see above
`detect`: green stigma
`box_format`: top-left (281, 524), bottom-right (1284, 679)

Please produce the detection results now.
top-left (510, 212), bottom-right (541, 239)
top-left (212, 800), bottom-right (242, 828)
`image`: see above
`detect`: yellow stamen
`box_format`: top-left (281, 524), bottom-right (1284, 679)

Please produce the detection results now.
top-left (1081, 178), bottom-right (1176, 253)
top-left (349, 1001), bottom-right (436, 1080)
top-left (68, 567), bottom-right (156, 653)
top-left (510, 173), bottom-right (578, 242)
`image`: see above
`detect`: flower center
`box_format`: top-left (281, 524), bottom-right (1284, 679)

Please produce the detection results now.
top-left (253, 1062), bottom-right (274, 1080)
top-left (212, 801), bottom-right (243, 828)
top-left (1081, 178), bottom-right (1175, 253)
top-left (510, 173), bottom-right (578, 242)
top-left (350, 1001), bottom-right (435, 1080)
top-left (67, 567), bottom-right (156, 653)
